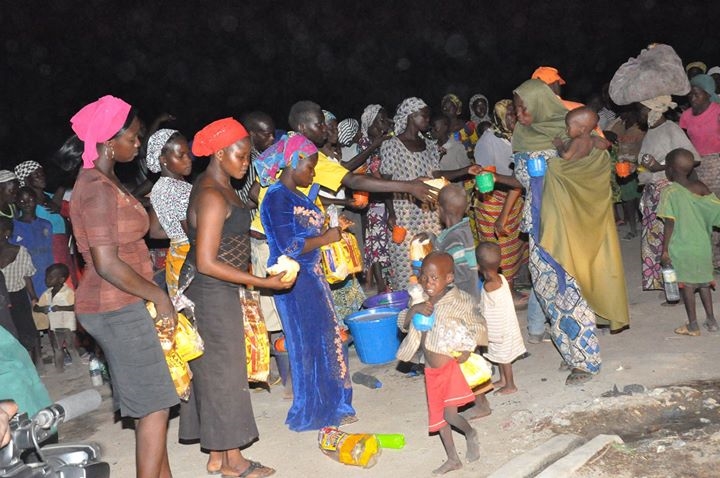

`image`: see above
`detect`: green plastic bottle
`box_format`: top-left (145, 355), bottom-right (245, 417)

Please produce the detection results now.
top-left (374, 433), bottom-right (405, 449)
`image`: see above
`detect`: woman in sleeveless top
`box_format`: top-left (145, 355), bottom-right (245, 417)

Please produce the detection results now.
top-left (178, 118), bottom-right (292, 478)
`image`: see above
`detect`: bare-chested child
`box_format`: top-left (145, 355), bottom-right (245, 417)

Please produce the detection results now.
top-left (658, 147), bottom-right (720, 336)
top-left (476, 242), bottom-right (526, 394)
top-left (396, 252), bottom-right (482, 474)
top-left (553, 106), bottom-right (611, 160)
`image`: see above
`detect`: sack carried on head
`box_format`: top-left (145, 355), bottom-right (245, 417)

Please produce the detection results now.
top-left (609, 43), bottom-right (691, 105)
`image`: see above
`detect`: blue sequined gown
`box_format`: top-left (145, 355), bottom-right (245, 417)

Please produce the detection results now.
top-left (261, 182), bottom-right (354, 432)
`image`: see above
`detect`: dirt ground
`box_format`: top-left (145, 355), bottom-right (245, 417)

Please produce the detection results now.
top-left (41, 226), bottom-right (720, 477)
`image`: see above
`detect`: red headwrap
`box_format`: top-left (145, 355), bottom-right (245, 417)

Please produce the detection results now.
top-left (191, 118), bottom-right (249, 157)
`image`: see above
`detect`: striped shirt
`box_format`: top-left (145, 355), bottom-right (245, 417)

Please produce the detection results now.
top-left (435, 218), bottom-right (480, 299)
top-left (396, 286), bottom-right (486, 362)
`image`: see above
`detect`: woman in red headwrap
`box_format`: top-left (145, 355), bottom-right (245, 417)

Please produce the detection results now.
top-left (177, 118), bottom-right (293, 477)
top-left (69, 96), bottom-right (179, 478)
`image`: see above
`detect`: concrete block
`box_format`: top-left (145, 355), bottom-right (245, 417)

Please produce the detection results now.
top-left (535, 434), bottom-right (623, 478)
top-left (487, 434), bottom-right (584, 478)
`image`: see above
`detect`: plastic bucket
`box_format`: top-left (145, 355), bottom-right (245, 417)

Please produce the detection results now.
top-left (362, 290), bottom-right (409, 310)
top-left (345, 307), bottom-right (401, 364)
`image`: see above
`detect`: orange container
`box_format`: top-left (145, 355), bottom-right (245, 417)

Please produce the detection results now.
top-left (353, 191), bottom-right (369, 207)
top-left (392, 225), bottom-right (407, 244)
top-left (483, 165), bottom-right (497, 173)
top-left (615, 162), bottom-right (632, 178)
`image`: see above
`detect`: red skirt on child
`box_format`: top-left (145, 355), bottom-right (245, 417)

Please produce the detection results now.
top-left (425, 359), bottom-right (475, 432)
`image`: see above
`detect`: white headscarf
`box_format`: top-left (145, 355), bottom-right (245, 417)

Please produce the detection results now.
top-left (393, 97), bottom-right (427, 135)
top-left (361, 104), bottom-right (382, 138)
top-left (640, 95), bottom-right (676, 127)
top-left (0, 170), bottom-right (17, 184)
top-left (14, 161), bottom-right (41, 187)
top-left (469, 94), bottom-right (491, 124)
top-left (146, 129), bottom-right (179, 173)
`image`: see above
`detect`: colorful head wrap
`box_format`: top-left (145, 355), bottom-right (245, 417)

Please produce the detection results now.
top-left (254, 133), bottom-right (318, 187)
top-left (146, 129), bottom-right (179, 173)
top-left (361, 104), bottom-right (382, 138)
top-left (337, 119), bottom-right (359, 147)
top-left (70, 95), bottom-right (132, 169)
top-left (640, 95), bottom-right (677, 126)
top-left (469, 94), bottom-right (491, 124)
top-left (191, 118), bottom-right (248, 157)
top-left (441, 94), bottom-right (462, 115)
top-left (14, 161), bottom-right (41, 187)
top-left (393, 97), bottom-right (428, 135)
top-left (690, 74), bottom-right (720, 103)
top-left (322, 110), bottom-right (337, 124)
top-left (0, 170), bottom-right (17, 184)
top-left (492, 99), bottom-right (514, 141)
top-left (686, 61), bottom-right (707, 73)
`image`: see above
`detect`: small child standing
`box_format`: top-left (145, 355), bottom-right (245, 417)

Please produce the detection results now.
top-left (657, 148), bottom-right (720, 336)
top-left (396, 252), bottom-right (482, 475)
top-left (553, 106), bottom-right (611, 161)
top-left (476, 242), bottom-right (526, 394)
top-left (33, 263), bottom-right (77, 370)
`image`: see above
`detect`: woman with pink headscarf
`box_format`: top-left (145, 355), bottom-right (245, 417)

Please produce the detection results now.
top-left (69, 95), bottom-right (178, 478)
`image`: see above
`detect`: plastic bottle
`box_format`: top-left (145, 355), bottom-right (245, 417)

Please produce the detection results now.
top-left (661, 266), bottom-right (680, 302)
top-left (318, 427), bottom-right (381, 468)
top-left (63, 343), bottom-right (72, 365)
top-left (407, 276), bottom-right (425, 306)
top-left (89, 358), bottom-right (103, 387)
top-left (352, 371), bottom-right (382, 389)
top-left (375, 433), bottom-right (406, 449)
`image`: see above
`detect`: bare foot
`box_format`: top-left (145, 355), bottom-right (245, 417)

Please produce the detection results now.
top-left (464, 401), bottom-right (492, 420)
top-left (491, 379), bottom-right (506, 389)
top-left (494, 385), bottom-right (518, 395)
top-left (466, 428), bottom-right (480, 463)
top-left (207, 451), bottom-right (222, 474)
top-left (432, 458), bottom-right (463, 475)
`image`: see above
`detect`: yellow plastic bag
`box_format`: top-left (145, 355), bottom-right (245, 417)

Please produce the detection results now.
top-left (321, 232), bottom-right (363, 284)
top-left (174, 313), bottom-right (204, 362)
top-left (147, 302), bottom-right (196, 400)
top-left (239, 289), bottom-right (270, 383)
top-left (458, 353), bottom-right (492, 388)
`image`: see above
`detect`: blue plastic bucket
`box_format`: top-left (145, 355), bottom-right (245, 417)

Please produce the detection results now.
top-left (345, 307), bottom-right (401, 364)
top-left (362, 290), bottom-right (410, 310)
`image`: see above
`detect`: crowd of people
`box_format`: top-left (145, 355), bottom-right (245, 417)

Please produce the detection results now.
top-left (1, 51), bottom-right (720, 477)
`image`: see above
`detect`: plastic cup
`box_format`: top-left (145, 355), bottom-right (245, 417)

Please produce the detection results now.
top-left (411, 260), bottom-right (423, 277)
top-left (412, 312), bottom-right (435, 332)
top-left (475, 172), bottom-right (495, 193)
top-left (353, 191), bottom-right (369, 207)
top-left (615, 162), bottom-right (631, 178)
top-left (527, 157), bottom-right (546, 177)
top-left (392, 225), bottom-right (407, 244)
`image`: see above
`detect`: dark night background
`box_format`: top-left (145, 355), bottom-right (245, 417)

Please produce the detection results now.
top-left (2, 0), bottom-right (719, 170)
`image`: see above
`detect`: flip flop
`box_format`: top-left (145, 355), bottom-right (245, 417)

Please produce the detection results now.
top-left (221, 460), bottom-right (275, 478)
top-left (674, 325), bottom-right (700, 336)
top-left (565, 369), bottom-right (593, 386)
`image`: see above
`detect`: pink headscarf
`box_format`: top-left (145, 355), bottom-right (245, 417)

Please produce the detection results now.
top-left (255, 133), bottom-right (318, 186)
top-left (70, 95), bottom-right (132, 168)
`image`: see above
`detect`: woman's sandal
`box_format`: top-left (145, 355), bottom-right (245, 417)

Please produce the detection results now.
top-left (221, 460), bottom-right (275, 478)
top-left (674, 325), bottom-right (701, 336)
top-left (565, 369), bottom-right (593, 386)
top-left (340, 415), bottom-right (359, 426)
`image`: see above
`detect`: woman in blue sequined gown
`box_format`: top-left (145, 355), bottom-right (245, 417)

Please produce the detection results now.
top-left (259, 134), bottom-right (355, 432)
